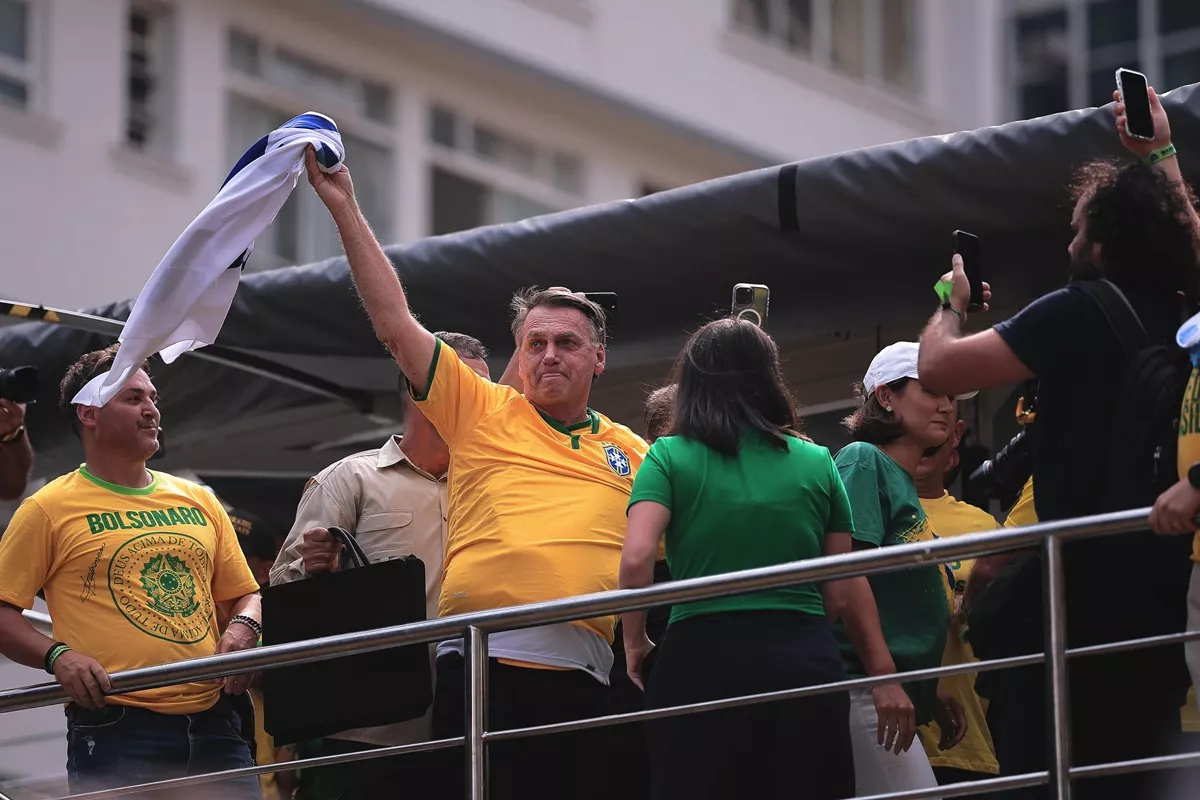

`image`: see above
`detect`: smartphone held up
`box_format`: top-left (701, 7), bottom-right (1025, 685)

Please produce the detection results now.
top-left (1116, 67), bottom-right (1155, 141)
top-left (952, 230), bottom-right (985, 311)
top-left (732, 284), bottom-right (770, 329)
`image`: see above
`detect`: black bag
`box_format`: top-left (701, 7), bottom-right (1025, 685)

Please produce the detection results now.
top-left (260, 527), bottom-right (432, 746)
top-left (1076, 280), bottom-right (1190, 509)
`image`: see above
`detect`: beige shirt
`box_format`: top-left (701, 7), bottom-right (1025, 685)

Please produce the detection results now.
top-left (269, 435), bottom-right (447, 746)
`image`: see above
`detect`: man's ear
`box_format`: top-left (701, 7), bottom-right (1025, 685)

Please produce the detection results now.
top-left (77, 403), bottom-right (99, 431)
top-left (951, 419), bottom-right (966, 449)
top-left (593, 344), bottom-right (606, 378)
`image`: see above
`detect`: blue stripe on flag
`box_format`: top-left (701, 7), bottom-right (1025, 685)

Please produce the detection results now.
top-left (283, 112), bottom-right (338, 132)
top-left (222, 134), bottom-right (269, 188)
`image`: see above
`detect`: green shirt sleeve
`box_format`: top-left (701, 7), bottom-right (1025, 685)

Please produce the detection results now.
top-left (628, 439), bottom-right (673, 513)
top-left (826, 452), bottom-right (855, 534)
top-left (835, 444), bottom-right (887, 547)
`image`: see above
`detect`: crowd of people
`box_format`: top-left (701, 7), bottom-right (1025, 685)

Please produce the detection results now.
top-left (1, 83), bottom-right (1200, 800)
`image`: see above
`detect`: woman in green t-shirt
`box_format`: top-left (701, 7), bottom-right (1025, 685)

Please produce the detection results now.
top-left (833, 340), bottom-right (971, 796)
top-left (620, 317), bottom-right (863, 799)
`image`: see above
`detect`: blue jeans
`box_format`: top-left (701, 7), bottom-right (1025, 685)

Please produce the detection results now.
top-left (66, 694), bottom-right (262, 799)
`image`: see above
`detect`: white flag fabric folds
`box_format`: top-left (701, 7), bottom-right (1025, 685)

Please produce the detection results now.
top-left (71, 112), bottom-right (345, 408)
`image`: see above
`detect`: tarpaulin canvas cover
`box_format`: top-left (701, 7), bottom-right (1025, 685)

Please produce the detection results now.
top-left (4, 83), bottom-right (1199, 497)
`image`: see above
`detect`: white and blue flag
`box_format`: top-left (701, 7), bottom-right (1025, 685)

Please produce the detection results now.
top-left (72, 112), bottom-right (344, 407)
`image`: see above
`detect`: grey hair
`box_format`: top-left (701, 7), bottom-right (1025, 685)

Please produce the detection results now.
top-left (509, 287), bottom-right (607, 346)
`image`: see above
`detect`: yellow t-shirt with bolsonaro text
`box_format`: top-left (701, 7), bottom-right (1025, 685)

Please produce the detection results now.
top-left (0, 467), bottom-right (260, 714)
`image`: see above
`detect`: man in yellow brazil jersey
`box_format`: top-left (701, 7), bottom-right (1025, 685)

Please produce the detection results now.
top-left (304, 148), bottom-right (647, 800)
top-left (0, 346), bottom-right (264, 798)
top-left (912, 402), bottom-right (999, 791)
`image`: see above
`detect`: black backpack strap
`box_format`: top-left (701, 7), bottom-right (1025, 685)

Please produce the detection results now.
top-left (1075, 280), bottom-right (1151, 359)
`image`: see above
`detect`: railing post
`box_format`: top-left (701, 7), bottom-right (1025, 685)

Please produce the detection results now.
top-left (1044, 535), bottom-right (1072, 798)
top-left (466, 625), bottom-right (488, 800)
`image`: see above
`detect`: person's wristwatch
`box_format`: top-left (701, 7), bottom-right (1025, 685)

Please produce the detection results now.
top-left (0, 425), bottom-right (25, 445)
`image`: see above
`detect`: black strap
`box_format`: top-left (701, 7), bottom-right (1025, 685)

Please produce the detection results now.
top-left (1075, 280), bottom-right (1151, 359)
top-left (328, 526), bottom-right (371, 569)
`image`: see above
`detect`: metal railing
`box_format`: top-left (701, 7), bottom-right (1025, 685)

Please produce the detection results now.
top-left (0, 506), bottom-right (1194, 800)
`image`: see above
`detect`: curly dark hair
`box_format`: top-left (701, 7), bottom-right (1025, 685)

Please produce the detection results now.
top-left (1071, 159), bottom-right (1200, 300)
top-left (59, 344), bottom-right (151, 439)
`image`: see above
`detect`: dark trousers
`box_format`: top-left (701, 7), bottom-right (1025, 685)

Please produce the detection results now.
top-left (431, 652), bottom-right (609, 800)
top-left (989, 650), bottom-right (1186, 800)
top-left (643, 610), bottom-right (854, 800)
top-left (66, 694), bottom-right (261, 799)
top-left (294, 736), bottom-right (439, 800)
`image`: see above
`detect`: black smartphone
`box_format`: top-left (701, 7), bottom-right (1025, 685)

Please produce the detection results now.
top-left (732, 284), bottom-right (769, 328)
top-left (952, 230), bottom-right (984, 310)
top-left (1116, 68), bottom-right (1155, 141)
top-left (582, 292), bottom-right (618, 332)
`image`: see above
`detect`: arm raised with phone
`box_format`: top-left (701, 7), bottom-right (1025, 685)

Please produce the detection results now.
top-left (304, 147), bottom-right (439, 396)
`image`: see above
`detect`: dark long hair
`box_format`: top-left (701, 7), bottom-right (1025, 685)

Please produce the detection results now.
top-left (671, 318), bottom-right (800, 456)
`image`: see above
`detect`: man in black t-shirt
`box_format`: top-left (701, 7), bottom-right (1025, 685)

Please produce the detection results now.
top-left (917, 88), bottom-right (1200, 798)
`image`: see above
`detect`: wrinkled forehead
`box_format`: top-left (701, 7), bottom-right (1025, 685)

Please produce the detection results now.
top-left (118, 369), bottom-right (157, 397)
top-left (521, 306), bottom-right (594, 341)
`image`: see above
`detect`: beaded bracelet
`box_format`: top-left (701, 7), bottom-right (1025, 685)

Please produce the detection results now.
top-left (230, 614), bottom-right (263, 639)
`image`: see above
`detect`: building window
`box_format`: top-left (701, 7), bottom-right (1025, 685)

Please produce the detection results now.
top-left (0, 0), bottom-right (35, 110)
top-left (225, 30), bottom-right (394, 272)
top-left (126, 3), bottom-right (175, 152)
top-left (1008, 0), bottom-right (1200, 120)
top-left (730, 0), bottom-right (919, 94)
top-left (1012, 8), bottom-right (1070, 119)
top-left (427, 105), bottom-right (584, 235)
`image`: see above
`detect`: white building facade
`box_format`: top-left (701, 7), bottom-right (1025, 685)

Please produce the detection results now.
top-left (0, 0), bottom-right (1005, 311)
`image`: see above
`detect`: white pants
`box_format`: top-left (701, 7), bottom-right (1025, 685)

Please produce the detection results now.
top-left (1186, 563), bottom-right (1200, 705)
top-left (849, 688), bottom-right (941, 799)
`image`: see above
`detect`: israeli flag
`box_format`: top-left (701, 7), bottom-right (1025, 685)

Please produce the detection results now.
top-left (72, 112), bottom-right (344, 408)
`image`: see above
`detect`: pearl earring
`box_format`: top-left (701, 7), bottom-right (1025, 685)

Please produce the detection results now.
top-left (885, 406), bottom-right (893, 412)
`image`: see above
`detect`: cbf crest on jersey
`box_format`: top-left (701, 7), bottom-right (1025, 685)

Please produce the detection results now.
top-left (603, 443), bottom-right (631, 477)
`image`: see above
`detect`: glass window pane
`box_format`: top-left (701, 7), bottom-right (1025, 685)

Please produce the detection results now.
top-left (1164, 49), bottom-right (1200, 91)
top-left (488, 189), bottom-right (555, 225)
top-left (0, 74), bottom-right (27, 108)
top-left (228, 29), bottom-right (261, 76)
top-left (339, 131), bottom-right (392, 244)
top-left (473, 124), bottom-right (538, 177)
top-left (430, 106), bottom-right (458, 148)
top-left (733, 0), bottom-right (770, 36)
top-left (831, 0), bottom-right (866, 79)
top-left (0, 0), bottom-right (28, 62)
top-left (786, 0), bottom-right (813, 53)
top-left (362, 81), bottom-right (391, 124)
top-left (1090, 61), bottom-right (1138, 107)
top-left (552, 152), bottom-right (583, 195)
top-left (1160, 0), bottom-right (1200, 34)
top-left (1088, 0), bottom-right (1138, 48)
top-left (271, 49), bottom-right (346, 98)
top-left (431, 166), bottom-right (488, 235)
top-left (1020, 80), bottom-right (1069, 119)
top-left (882, 0), bottom-right (916, 91)
top-left (1015, 10), bottom-right (1069, 118)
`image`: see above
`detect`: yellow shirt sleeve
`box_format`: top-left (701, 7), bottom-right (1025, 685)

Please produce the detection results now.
top-left (412, 338), bottom-right (514, 443)
top-left (203, 491), bottom-right (263, 603)
top-left (1003, 477), bottom-right (1038, 529)
top-left (0, 498), bottom-right (54, 609)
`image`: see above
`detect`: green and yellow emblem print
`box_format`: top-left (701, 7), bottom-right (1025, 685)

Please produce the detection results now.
top-left (109, 532), bottom-right (214, 644)
top-left (140, 553), bottom-right (200, 618)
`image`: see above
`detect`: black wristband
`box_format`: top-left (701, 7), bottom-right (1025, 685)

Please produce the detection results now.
top-left (44, 642), bottom-right (70, 674)
top-left (1188, 462), bottom-right (1200, 490)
